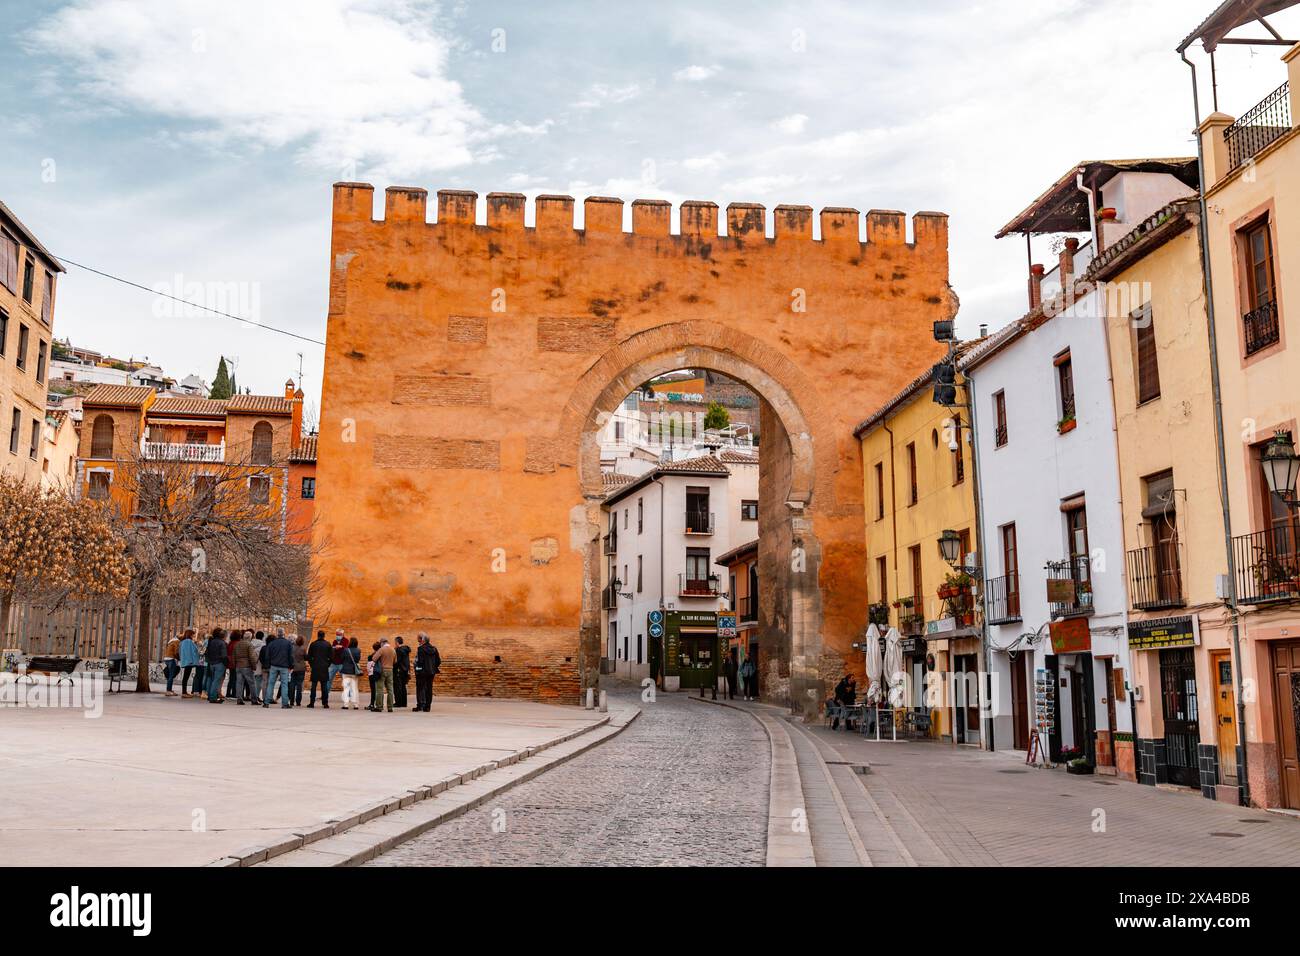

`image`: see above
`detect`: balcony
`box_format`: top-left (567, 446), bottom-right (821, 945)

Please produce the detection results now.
top-left (678, 573), bottom-right (719, 597)
top-left (1046, 556), bottom-right (1094, 618)
top-left (142, 440), bottom-right (224, 463)
top-left (602, 531), bottom-right (617, 556)
top-left (738, 594), bottom-right (757, 624)
top-left (1225, 82), bottom-right (1291, 172)
top-left (1234, 528), bottom-right (1300, 605)
top-left (985, 572), bottom-right (1021, 625)
top-left (1127, 543), bottom-right (1184, 611)
top-left (684, 510), bottom-right (715, 535)
top-left (601, 583), bottom-right (618, 610)
top-left (1243, 300), bottom-right (1280, 356)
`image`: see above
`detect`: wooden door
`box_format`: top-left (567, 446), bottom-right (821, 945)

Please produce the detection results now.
top-left (1272, 641), bottom-right (1300, 810)
top-left (1210, 650), bottom-right (1238, 782)
top-left (1011, 652), bottom-right (1029, 750)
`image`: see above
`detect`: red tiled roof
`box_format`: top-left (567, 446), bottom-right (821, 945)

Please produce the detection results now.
top-left (81, 384), bottom-right (154, 409)
top-left (290, 435), bottom-right (318, 463)
top-left (602, 471), bottom-right (636, 488)
top-left (663, 454), bottom-right (730, 475)
top-left (226, 394), bottom-right (292, 415)
top-left (148, 396), bottom-right (228, 417)
top-left (717, 449), bottom-right (758, 464)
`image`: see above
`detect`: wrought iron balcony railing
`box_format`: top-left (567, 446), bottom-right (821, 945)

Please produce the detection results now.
top-left (738, 594), bottom-right (757, 623)
top-left (678, 574), bottom-right (719, 597)
top-left (1243, 300), bottom-right (1280, 356)
top-left (1127, 543), bottom-right (1184, 611)
top-left (1046, 555), bottom-right (1094, 617)
top-left (684, 511), bottom-right (715, 534)
top-left (1225, 82), bottom-right (1291, 173)
top-left (602, 531), bottom-right (617, 556)
top-left (1235, 527), bottom-right (1300, 605)
top-left (985, 571), bottom-right (1021, 625)
top-left (601, 583), bottom-right (618, 610)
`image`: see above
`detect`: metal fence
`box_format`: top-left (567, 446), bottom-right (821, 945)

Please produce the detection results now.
top-left (1225, 82), bottom-right (1291, 171)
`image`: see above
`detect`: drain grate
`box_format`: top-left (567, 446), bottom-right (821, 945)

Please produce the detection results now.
top-left (1237, 819), bottom-right (1270, 824)
top-left (1210, 832), bottom-right (1245, 838)
top-left (998, 769), bottom-right (1028, 774)
top-left (1093, 780), bottom-right (1118, 786)
top-left (851, 764), bottom-right (871, 775)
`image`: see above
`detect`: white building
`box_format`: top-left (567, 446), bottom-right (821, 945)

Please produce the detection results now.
top-left (966, 160), bottom-right (1196, 760)
top-left (600, 453), bottom-right (759, 682)
top-left (598, 386), bottom-right (755, 475)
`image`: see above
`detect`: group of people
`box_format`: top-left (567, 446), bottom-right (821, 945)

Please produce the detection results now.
top-left (160, 627), bottom-right (443, 712)
top-left (720, 648), bottom-right (760, 702)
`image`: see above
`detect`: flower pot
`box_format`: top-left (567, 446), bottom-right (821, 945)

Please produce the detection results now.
top-left (1066, 762), bottom-right (1094, 775)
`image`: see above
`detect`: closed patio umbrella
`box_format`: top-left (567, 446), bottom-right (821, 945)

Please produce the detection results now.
top-left (864, 623), bottom-right (883, 740)
top-left (883, 626), bottom-right (904, 741)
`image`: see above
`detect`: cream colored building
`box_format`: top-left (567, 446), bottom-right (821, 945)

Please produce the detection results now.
top-left (1193, 38), bottom-right (1300, 810)
top-left (1, 200), bottom-right (63, 485)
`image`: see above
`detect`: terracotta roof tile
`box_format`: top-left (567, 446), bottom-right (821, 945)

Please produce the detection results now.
top-left (226, 394), bottom-right (292, 415)
top-left (148, 396), bottom-right (229, 417)
top-left (717, 449), bottom-right (758, 464)
top-left (290, 435), bottom-right (318, 463)
top-left (660, 454), bottom-right (730, 475)
top-left (81, 384), bottom-right (154, 409)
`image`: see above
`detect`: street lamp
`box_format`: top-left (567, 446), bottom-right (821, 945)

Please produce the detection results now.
top-left (938, 528), bottom-right (980, 576)
top-left (1261, 429), bottom-right (1300, 509)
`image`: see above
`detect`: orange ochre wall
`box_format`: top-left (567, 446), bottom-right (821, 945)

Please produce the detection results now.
top-left (314, 184), bottom-right (952, 705)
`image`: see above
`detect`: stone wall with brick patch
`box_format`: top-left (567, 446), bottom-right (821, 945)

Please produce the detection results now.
top-left (316, 184), bottom-right (953, 709)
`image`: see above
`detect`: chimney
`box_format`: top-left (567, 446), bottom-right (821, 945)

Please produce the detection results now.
top-left (1059, 238), bottom-right (1079, 289)
top-left (979, 323), bottom-right (988, 339)
top-left (1028, 263), bottom-right (1046, 310)
top-left (286, 379), bottom-right (302, 449)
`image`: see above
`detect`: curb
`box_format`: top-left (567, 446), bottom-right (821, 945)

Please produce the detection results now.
top-left (240, 707), bottom-right (641, 867)
top-left (688, 696), bottom-right (816, 867)
top-left (205, 711), bottom-right (622, 868)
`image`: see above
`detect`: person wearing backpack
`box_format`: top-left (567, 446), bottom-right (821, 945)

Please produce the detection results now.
top-left (339, 637), bottom-right (362, 710)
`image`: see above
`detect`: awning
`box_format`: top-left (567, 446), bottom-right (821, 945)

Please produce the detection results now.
top-left (1178, 0), bottom-right (1299, 54)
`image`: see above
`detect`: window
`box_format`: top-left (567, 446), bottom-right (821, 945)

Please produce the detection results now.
top-left (41, 271), bottom-right (53, 325)
top-left (909, 544), bottom-right (923, 610)
top-left (249, 475), bottom-right (270, 504)
top-left (0, 231), bottom-right (17, 292)
top-left (876, 555), bottom-right (888, 607)
top-left (741, 499), bottom-right (758, 521)
top-left (301, 476), bottom-right (316, 499)
top-left (185, 428), bottom-right (208, 445)
top-left (36, 341), bottom-right (46, 385)
top-left (623, 508), bottom-right (628, 530)
top-left (90, 414), bottom-right (114, 459)
top-left (685, 548), bottom-right (712, 591)
top-left (88, 471), bottom-right (111, 500)
top-left (0, 309), bottom-right (7, 356)
top-left (1133, 304), bottom-right (1160, 404)
top-left (686, 487), bottom-right (710, 532)
top-left (28, 419), bottom-right (38, 460)
top-left (21, 255), bottom-right (34, 303)
top-left (993, 390), bottom-right (1008, 447)
top-left (906, 442), bottom-right (918, 505)
top-left (1055, 350), bottom-right (1075, 424)
top-left (1064, 499), bottom-right (1090, 583)
top-left (637, 498), bottom-right (643, 533)
top-left (614, 420), bottom-right (624, 442)
top-left (16, 324), bottom-right (28, 370)
top-left (1001, 523), bottom-right (1020, 619)
top-left (875, 462), bottom-right (885, 520)
top-left (250, 420), bottom-right (273, 465)
top-left (636, 555), bottom-right (643, 592)
top-left (953, 427), bottom-right (965, 485)
top-left (609, 621), bottom-right (618, 659)
top-left (1143, 470), bottom-right (1181, 605)
top-left (194, 475), bottom-right (216, 511)
top-left (11, 407), bottom-right (22, 455)
top-left (1241, 218), bottom-right (1279, 355)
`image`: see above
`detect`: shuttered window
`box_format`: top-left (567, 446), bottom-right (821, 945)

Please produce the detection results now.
top-left (1134, 304), bottom-right (1160, 404)
top-left (90, 414), bottom-right (114, 459)
top-left (250, 420), bottom-right (273, 465)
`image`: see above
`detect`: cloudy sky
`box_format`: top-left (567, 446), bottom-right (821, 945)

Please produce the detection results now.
top-left (2, 0), bottom-right (1297, 410)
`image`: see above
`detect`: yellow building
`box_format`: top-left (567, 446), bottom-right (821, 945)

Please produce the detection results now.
top-left (855, 351), bottom-right (981, 743)
top-left (1, 199), bottom-right (63, 485)
top-left (1091, 195), bottom-right (1242, 795)
top-left (1192, 41), bottom-right (1300, 810)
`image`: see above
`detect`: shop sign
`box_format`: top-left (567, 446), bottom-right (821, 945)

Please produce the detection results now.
top-left (925, 617), bottom-right (956, 636)
top-left (718, 614), bottom-right (737, 639)
top-left (1127, 615), bottom-right (1199, 651)
top-left (899, 637), bottom-right (923, 655)
top-left (1046, 578), bottom-right (1076, 604)
top-left (1049, 616), bottom-right (1092, 654)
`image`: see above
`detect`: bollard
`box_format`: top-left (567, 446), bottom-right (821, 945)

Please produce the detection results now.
top-left (598, 690), bottom-right (607, 713)
top-left (585, 688), bottom-right (594, 710)
top-left (699, 683), bottom-right (705, 698)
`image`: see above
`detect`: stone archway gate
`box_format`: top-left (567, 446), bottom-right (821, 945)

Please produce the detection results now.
top-left (315, 184), bottom-right (953, 716)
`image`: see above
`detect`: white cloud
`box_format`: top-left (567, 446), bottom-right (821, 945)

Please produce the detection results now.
top-left (673, 64), bottom-right (721, 82)
top-left (572, 83), bottom-right (644, 111)
top-left (24, 0), bottom-right (505, 180)
top-left (771, 113), bottom-right (809, 135)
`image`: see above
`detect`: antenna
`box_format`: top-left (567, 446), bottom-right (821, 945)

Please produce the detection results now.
top-left (296, 352), bottom-right (304, 390)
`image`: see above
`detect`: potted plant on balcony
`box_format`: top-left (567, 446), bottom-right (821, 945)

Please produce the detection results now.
top-left (1057, 412), bottom-right (1076, 434)
top-left (869, 603), bottom-right (890, 626)
top-left (1077, 581), bottom-right (1093, 608)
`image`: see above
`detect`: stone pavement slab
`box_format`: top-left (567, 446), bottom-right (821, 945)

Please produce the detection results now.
top-left (0, 675), bottom-right (609, 867)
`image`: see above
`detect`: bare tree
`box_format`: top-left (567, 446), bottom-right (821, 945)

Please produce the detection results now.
top-left (98, 444), bottom-right (322, 692)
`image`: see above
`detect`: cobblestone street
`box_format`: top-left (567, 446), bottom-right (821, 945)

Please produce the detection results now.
top-left (368, 686), bottom-right (770, 866)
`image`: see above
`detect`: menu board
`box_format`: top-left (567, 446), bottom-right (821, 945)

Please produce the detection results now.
top-left (1034, 667), bottom-right (1056, 734)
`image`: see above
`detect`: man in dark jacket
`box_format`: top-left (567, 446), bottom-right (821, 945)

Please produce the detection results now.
top-left (262, 630), bottom-right (295, 709)
top-left (723, 648), bottom-right (739, 700)
top-left (414, 632), bottom-right (441, 713)
top-left (307, 630), bottom-right (332, 708)
top-left (205, 628), bottom-right (228, 703)
top-left (392, 636), bottom-right (411, 709)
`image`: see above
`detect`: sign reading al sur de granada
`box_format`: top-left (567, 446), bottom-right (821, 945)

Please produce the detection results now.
top-left (1127, 615), bottom-right (1200, 651)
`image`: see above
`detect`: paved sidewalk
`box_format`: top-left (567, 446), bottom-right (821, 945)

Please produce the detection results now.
top-left (810, 724), bottom-right (1300, 866)
top-left (0, 677), bottom-right (607, 867)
